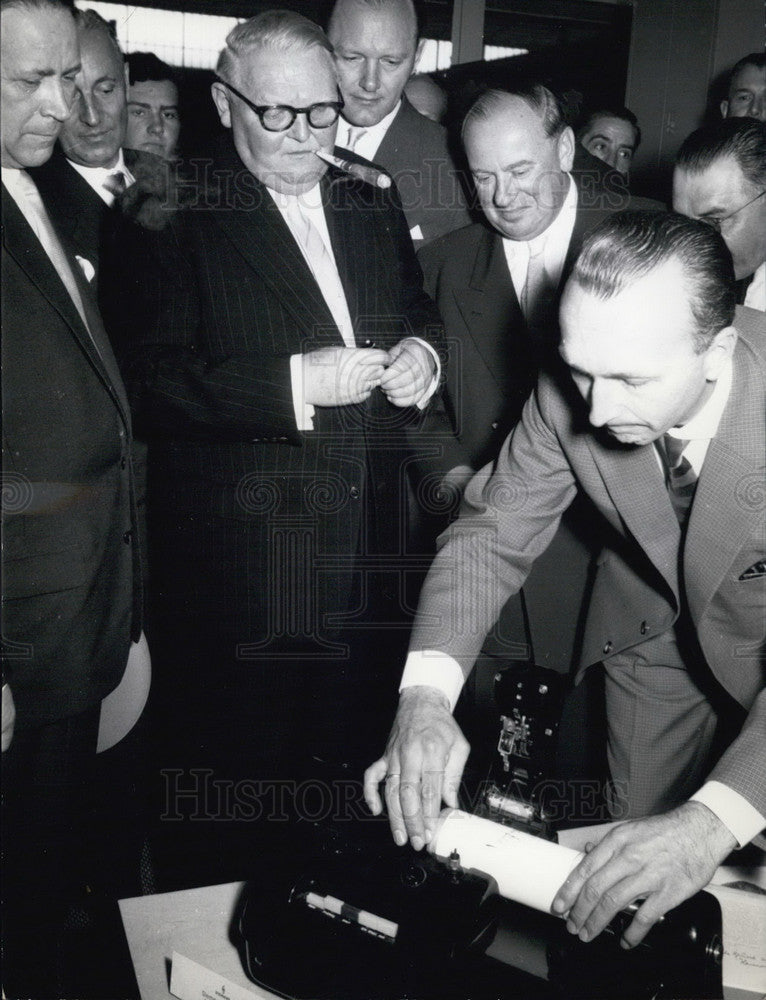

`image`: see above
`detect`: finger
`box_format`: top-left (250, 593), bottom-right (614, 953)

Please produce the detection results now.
top-left (379, 367), bottom-right (417, 390)
top-left (574, 873), bottom-right (646, 942)
top-left (363, 757), bottom-right (388, 816)
top-left (419, 767), bottom-right (444, 844)
top-left (621, 894), bottom-right (666, 949)
top-left (409, 735), bottom-right (450, 849)
top-left (441, 733), bottom-right (469, 809)
top-left (384, 770), bottom-right (409, 847)
top-left (552, 838), bottom-right (616, 916)
top-left (353, 349), bottom-right (390, 366)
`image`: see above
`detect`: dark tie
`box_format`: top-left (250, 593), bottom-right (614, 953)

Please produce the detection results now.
top-left (662, 434), bottom-right (697, 526)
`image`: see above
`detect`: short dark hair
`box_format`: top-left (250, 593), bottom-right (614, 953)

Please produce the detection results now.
top-left (577, 107), bottom-right (641, 150)
top-left (572, 211), bottom-right (736, 351)
top-left (728, 52), bottom-right (766, 88)
top-left (126, 51), bottom-right (177, 87)
top-left (676, 118), bottom-right (766, 190)
top-left (463, 83), bottom-right (567, 140)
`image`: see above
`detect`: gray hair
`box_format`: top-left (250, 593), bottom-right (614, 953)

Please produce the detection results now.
top-left (463, 83), bottom-right (567, 142)
top-left (217, 9), bottom-right (333, 83)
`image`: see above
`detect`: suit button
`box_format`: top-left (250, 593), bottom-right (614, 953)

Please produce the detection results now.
top-left (123, 529), bottom-right (133, 544)
top-left (640, 621), bottom-right (649, 635)
top-left (120, 456), bottom-right (127, 470)
top-left (491, 421), bottom-right (499, 429)
top-left (349, 486), bottom-right (360, 499)
top-left (603, 640), bottom-right (613, 655)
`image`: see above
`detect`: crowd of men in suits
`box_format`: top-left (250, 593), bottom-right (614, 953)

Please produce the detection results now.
top-left (1, 0), bottom-right (764, 996)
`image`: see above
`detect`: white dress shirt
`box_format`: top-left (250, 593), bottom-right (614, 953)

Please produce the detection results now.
top-left (337, 100), bottom-right (401, 162)
top-left (401, 352), bottom-right (765, 847)
top-left (744, 261), bottom-right (765, 312)
top-left (268, 183), bottom-right (440, 430)
top-left (67, 148), bottom-right (135, 206)
top-left (501, 176), bottom-right (578, 304)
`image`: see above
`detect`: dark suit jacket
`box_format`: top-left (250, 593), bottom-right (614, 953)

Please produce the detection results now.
top-left (412, 311), bottom-right (766, 814)
top-left (337, 96), bottom-right (471, 248)
top-left (114, 133), bottom-right (445, 660)
top-left (31, 146), bottom-right (170, 298)
top-left (1, 185), bottom-right (140, 730)
top-left (418, 181), bottom-right (625, 471)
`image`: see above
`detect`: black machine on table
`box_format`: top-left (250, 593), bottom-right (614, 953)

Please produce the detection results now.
top-left (236, 663), bottom-right (724, 999)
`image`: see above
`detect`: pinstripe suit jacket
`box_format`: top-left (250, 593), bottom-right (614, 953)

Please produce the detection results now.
top-left (117, 134), bottom-right (445, 654)
top-left (410, 308), bottom-right (766, 813)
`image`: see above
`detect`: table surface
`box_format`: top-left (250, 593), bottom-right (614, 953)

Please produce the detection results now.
top-left (120, 870), bottom-right (766, 1000)
top-left (120, 881), bottom-right (270, 1000)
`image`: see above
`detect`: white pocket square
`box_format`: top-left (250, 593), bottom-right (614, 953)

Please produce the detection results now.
top-left (75, 255), bottom-right (95, 283)
top-left (409, 225), bottom-right (424, 240)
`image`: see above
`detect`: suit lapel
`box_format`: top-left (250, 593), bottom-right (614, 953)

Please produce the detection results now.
top-left (210, 167), bottom-right (344, 348)
top-left (585, 432), bottom-right (681, 601)
top-left (454, 227), bottom-right (525, 394)
top-left (684, 345), bottom-right (765, 620)
top-left (2, 188), bottom-right (128, 423)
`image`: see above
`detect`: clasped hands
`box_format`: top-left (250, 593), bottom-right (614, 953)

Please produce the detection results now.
top-left (302, 339), bottom-right (435, 408)
top-left (364, 686), bottom-right (736, 948)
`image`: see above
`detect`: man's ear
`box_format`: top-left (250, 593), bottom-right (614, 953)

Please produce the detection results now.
top-left (211, 82), bottom-right (232, 129)
top-left (703, 324), bottom-right (738, 380)
top-left (557, 125), bottom-right (575, 173)
top-left (414, 37), bottom-right (426, 67)
top-left (720, 99), bottom-right (729, 118)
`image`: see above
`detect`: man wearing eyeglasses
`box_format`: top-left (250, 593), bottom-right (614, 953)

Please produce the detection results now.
top-left (673, 118), bottom-right (766, 312)
top-left (115, 9), bottom-right (449, 871)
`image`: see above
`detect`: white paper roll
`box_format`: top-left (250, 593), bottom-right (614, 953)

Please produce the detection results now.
top-left (430, 809), bottom-right (584, 914)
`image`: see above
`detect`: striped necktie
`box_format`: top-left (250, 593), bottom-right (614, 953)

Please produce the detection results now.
top-left (662, 435), bottom-right (697, 526)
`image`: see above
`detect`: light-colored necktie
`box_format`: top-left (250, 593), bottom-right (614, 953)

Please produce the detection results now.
top-left (521, 241), bottom-right (550, 327)
top-left (103, 169), bottom-right (127, 199)
top-left (662, 435), bottom-right (698, 526)
top-left (16, 170), bottom-right (90, 330)
top-left (284, 199), bottom-right (355, 348)
top-left (521, 239), bottom-right (550, 329)
top-left (345, 126), bottom-right (368, 152)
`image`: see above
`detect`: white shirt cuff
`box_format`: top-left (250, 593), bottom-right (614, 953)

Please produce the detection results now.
top-left (399, 649), bottom-right (465, 712)
top-left (290, 353), bottom-right (315, 431)
top-left (690, 781), bottom-right (766, 848)
top-left (401, 337), bottom-right (441, 410)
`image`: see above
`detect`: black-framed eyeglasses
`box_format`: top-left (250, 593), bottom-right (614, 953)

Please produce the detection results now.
top-left (700, 189), bottom-right (766, 232)
top-left (216, 77), bottom-right (344, 132)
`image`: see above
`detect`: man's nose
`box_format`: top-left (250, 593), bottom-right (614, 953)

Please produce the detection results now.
top-left (360, 58), bottom-right (380, 93)
top-left (77, 91), bottom-right (101, 127)
top-left (751, 95), bottom-right (766, 121)
top-left (288, 112), bottom-right (312, 142)
top-left (588, 379), bottom-right (619, 427)
top-left (147, 111), bottom-right (164, 136)
top-left (41, 79), bottom-right (73, 122)
top-left (493, 175), bottom-right (519, 208)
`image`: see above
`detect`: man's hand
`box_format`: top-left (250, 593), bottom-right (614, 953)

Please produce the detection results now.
top-left (551, 801), bottom-right (737, 948)
top-left (303, 346), bottom-right (390, 407)
top-left (2, 683), bottom-right (16, 752)
top-left (363, 686), bottom-right (470, 850)
top-left (379, 338), bottom-right (436, 408)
